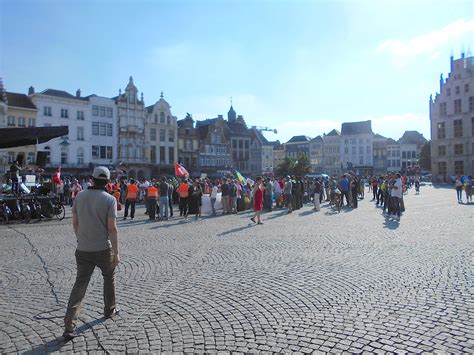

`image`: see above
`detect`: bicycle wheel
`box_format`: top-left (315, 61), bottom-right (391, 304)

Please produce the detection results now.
top-left (55, 203), bottom-right (65, 221)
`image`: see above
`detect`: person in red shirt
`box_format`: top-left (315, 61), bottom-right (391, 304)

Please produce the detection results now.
top-left (250, 176), bottom-right (264, 225)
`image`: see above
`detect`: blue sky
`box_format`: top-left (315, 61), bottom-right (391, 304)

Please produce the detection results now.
top-left (1, 0), bottom-right (473, 142)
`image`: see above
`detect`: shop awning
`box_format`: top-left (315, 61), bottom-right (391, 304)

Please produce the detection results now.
top-left (0, 126), bottom-right (69, 148)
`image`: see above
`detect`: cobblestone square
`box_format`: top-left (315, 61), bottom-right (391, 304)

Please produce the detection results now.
top-left (0, 186), bottom-right (472, 353)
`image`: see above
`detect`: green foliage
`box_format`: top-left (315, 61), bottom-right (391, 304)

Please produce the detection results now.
top-left (275, 153), bottom-right (311, 176)
top-left (418, 141), bottom-right (431, 170)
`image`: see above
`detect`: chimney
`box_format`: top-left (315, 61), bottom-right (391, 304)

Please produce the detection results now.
top-left (28, 86), bottom-right (35, 95)
top-left (76, 89), bottom-right (81, 98)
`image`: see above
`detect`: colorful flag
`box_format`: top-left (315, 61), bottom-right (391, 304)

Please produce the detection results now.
top-left (175, 163), bottom-right (189, 177)
top-left (53, 166), bottom-right (61, 185)
top-left (234, 169), bottom-right (246, 184)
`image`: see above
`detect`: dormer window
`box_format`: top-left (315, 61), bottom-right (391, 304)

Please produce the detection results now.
top-left (160, 112), bottom-right (165, 124)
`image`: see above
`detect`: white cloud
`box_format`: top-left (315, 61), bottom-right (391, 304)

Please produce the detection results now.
top-left (376, 18), bottom-right (474, 61)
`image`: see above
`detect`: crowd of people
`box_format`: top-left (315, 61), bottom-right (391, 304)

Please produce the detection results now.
top-left (50, 172), bottom-right (429, 224)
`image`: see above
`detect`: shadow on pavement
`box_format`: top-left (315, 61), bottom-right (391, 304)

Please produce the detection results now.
top-left (23, 318), bottom-right (105, 355)
top-left (266, 210), bottom-right (290, 219)
top-left (218, 224), bottom-right (254, 236)
top-left (383, 217), bottom-right (400, 230)
top-left (298, 210), bottom-right (314, 216)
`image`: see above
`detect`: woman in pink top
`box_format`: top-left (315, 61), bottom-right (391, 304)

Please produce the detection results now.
top-left (251, 176), bottom-right (264, 225)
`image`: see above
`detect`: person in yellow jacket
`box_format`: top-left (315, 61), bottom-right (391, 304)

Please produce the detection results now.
top-left (146, 184), bottom-right (159, 220)
top-left (124, 179), bottom-right (139, 220)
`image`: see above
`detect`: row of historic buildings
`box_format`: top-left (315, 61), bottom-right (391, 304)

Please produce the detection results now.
top-left (0, 77), bottom-right (275, 178)
top-left (1, 53), bottom-right (471, 180)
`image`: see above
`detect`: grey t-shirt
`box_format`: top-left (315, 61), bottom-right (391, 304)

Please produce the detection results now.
top-left (72, 188), bottom-right (117, 252)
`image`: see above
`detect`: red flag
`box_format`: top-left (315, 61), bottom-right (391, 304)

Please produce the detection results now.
top-left (53, 167), bottom-right (62, 185)
top-left (174, 163), bottom-right (189, 177)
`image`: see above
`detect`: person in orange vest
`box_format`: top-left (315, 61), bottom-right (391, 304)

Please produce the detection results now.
top-left (113, 189), bottom-right (122, 211)
top-left (124, 178), bottom-right (139, 220)
top-left (146, 183), bottom-right (159, 220)
top-left (177, 178), bottom-right (189, 217)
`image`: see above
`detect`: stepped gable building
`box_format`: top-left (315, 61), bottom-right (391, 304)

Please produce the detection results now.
top-left (0, 87), bottom-right (38, 172)
top-left (430, 54), bottom-right (474, 181)
top-left (114, 76), bottom-right (147, 179)
top-left (145, 92), bottom-right (178, 176)
top-left (323, 129), bottom-right (341, 176)
top-left (30, 87), bottom-right (93, 173)
top-left (398, 130), bottom-right (427, 173)
top-left (386, 138), bottom-right (401, 172)
top-left (249, 128), bottom-right (274, 176)
top-left (340, 120), bottom-right (374, 174)
top-left (309, 135), bottom-right (324, 173)
top-left (196, 115), bottom-right (231, 178)
top-left (285, 135), bottom-right (310, 159)
top-left (227, 106), bottom-right (251, 175)
top-left (177, 113), bottom-right (199, 173)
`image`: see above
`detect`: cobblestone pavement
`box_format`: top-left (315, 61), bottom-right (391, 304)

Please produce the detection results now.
top-left (0, 185), bottom-right (472, 353)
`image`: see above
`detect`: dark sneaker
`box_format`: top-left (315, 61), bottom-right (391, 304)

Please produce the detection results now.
top-left (62, 331), bottom-right (79, 341)
top-left (104, 308), bottom-right (120, 319)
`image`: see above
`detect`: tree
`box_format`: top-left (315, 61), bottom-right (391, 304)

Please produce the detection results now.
top-left (275, 157), bottom-right (293, 177)
top-left (418, 141), bottom-right (431, 170)
top-left (293, 153), bottom-right (311, 176)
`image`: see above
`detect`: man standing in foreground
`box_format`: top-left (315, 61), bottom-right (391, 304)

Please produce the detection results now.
top-left (63, 166), bottom-right (120, 340)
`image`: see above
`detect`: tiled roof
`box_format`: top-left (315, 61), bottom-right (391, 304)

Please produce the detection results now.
top-left (252, 129), bottom-right (269, 145)
top-left (228, 122), bottom-right (250, 136)
top-left (341, 120), bottom-right (373, 135)
top-left (398, 131), bottom-right (427, 145)
top-left (311, 135), bottom-right (323, 142)
top-left (196, 118), bottom-right (218, 128)
top-left (374, 133), bottom-right (386, 139)
top-left (386, 138), bottom-right (398, 145)
top-left (325, 129), bottom-right (340, 136)
top-left (287, 135), bottom-right (311, 143)
top-left (6, 92), bottom-right (37, 110)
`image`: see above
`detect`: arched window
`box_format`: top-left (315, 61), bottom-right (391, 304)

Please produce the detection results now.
top-left (154, 113), bottom-right (158, 124)
top-left (160, 112), bottom-right (165, 124)
top-left (77, 148), bottom-right (84, 165)
top-left (44, 146), bottom-right (51, 164)
top-left (61, 147), bottom-right (68, 164)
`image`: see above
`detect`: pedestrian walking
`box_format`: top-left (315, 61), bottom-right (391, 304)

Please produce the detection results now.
top-left (251, 177), bottom-right (264, 224)
top-left (455, 176), bottom-right (463, 203)
top-left (123, 179), bottom-right (138, 220)
top-left (63, 166), bottom-right (119, 340)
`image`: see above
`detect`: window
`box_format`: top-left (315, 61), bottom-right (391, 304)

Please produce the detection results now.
top-left (160, 112), bottom-right (165, 124)
top-left (169, 147), bottom-right (174, 163)
top-left (106, 108), bottom-right (113, 118)
top-left (167, 116), bottom-right (170, 125)
top-left (366, 146), bottom-right (371, 154)
top-left (439, 103), bottom-right (447, 116)
top-left (99, 106), bottom-right (105, 117)
top-left (232, 140), bottom-right (237, 149)
top-left (107, 146), bottom-right (113, 160)
top-left (44, 106), bottom-right (52, 116)
top-left (154, 114), bottom-right (158, 123)
top-left (7, 116), bottom-right (15, 126)
top-left (454, 161), bottom-right (464, 175)
top-left (150, 128), bottom-right (156, 141)
top-left (77, 148), bottom-right (84, 164)
top-left (469, 97), bottom-right (474, 112)
top-left (437, 122), bottom-right (446, 139)
top-left (454, 144), bottom-right (463, 155)
top-left (446, 88), bottom-right (451, 96)
top-left (344, 147), bottom-right (348, 154)
top-left (412, 151), bottom-right (416, 158)
top-left (455, 86), bottom-right (460, 95)
top-left (454, 119), bottom-right (463, 137)
top-left (454, 99), bottom-right (461, 114)
top-left (402, 151), bottom-right (407, 159)
top-left (92, 106), bottom-right (99, 116)
top-left (245, 140), bottom-right (249, 149)
top-left (28, 118), bottom-right (35, 127)
top-left (150, 146), bottom-right (156, 163)
top-left (77, 111), bottom-right (84, 120)
top-left (61, 147), bottom-right (68, 164)
top-left (77, 127), bottom-right (84, 141)
top-left (27, 152), bottom-right (35, 164)
top-left (465, 84), bottom-right (470, 93)
top-left (18, 117), bottom-right (26, 127)
top-left (7, 151), bottom-right (15, 163)
top-left (239, 140), bottom-right (243, 149)
top-left (107, 124), bottom-right (112, 136)
top-left (99, 123), bottom-right (107, 136)
top-left (185, 139), bottom-right (192, 150)
top-left (160, 146), bottom-right (166, 163)
top-left (159, 129), bottom-right (166, 141)
top-left (100, 146), bottom-right (106, 159)
top-left (437, 161), bottom-right (446, 176)
top-left (92, 122), bottom-right (99, 135)
top-left (168, 129), bottom-right (174, 142)
top-left (60, 109), bottom-right (69, 118)
top-left (92, 145), bottom-right (99, 158)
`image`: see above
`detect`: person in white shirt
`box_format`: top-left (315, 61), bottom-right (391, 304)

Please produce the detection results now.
top-left (210, 182), bottom-right (218, 216)
top-left (390, 173), bottom-right (403, 220)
